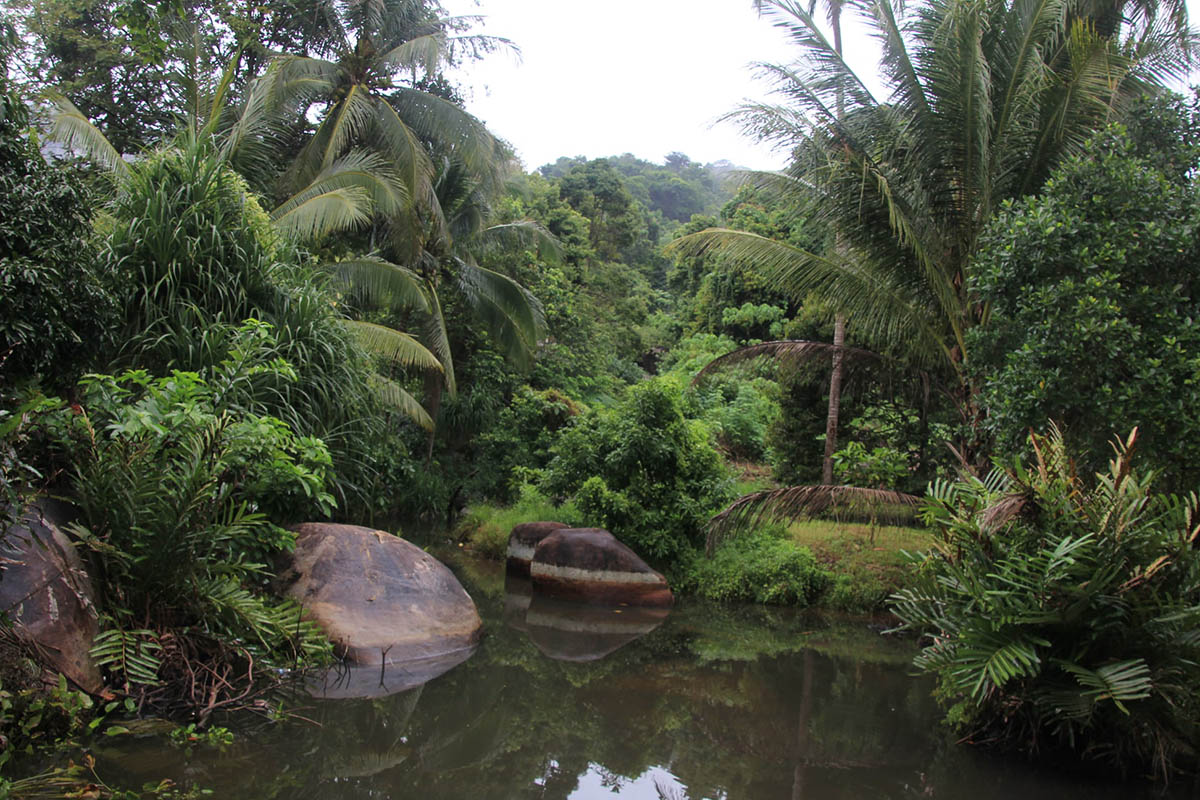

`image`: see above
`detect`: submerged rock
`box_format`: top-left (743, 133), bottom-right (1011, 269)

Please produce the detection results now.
top-left (0, 505), bottom-right (102, 692)
top-left (280, 523), bottom-right (482, 668)
top-left (505, 521), bottom-right (569, 576)
top-left (530, 528), bottom-right (673, 607)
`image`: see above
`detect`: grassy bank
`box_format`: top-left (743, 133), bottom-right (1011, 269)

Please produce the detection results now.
top-left (454, 497), bottom-right (931, 614)
top-left (788, 520), bottom-right (932, 613)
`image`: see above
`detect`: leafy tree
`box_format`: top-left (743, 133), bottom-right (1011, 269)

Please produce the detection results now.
top-left (970, 125), bottom-right (1200, 489)
top-left (0, 74), bottom-right (115, 387)
top-left (542, 379), bottom-right (733, 567)
top-left (12, 0), bottom-right (342, 153)
top-left (892, 426), bottom-right (1200, 778)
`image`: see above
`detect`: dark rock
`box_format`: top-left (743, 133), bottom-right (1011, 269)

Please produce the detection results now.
top-left (525, 595), bottom-right (669, 662)
top-left (530, 528), bottom-right (673, 607)
top-left (0, 505), bottom-right (102, 692)
top-left (280, 523), bottom-right (481, 666)
top-left (505, 521), bottom-right (569, 577)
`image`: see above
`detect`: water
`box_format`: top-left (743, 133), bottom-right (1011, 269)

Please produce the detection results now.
top-left (89, 554), bottom-right (1195, 799)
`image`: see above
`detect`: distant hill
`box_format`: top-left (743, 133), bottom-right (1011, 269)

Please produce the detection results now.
top-left (538, 151), bottom-right (741, 223)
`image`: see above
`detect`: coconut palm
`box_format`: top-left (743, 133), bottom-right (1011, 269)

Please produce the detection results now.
top-left (672, 0), bottom-right (1193, 531)
top-left (331, 156), bottom-right (554, 454)
top-left (263, 0), bottom-right (512, 225)
top-left (45, 60), bottom-right (441, 430)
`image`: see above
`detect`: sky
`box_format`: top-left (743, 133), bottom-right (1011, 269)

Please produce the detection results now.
top-left (442, 0), bottom-right (1200, 173)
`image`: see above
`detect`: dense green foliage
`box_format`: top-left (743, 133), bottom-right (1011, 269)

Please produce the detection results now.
top-left (892, 428), bottom-right (1200, 777)
top-left (971, 126), bottom-right (1200, 490)
top-left (0, 86), bottom-right (115, 387)
top-left (542, 379), bottom-right (732, 566)
top-left (677, 526), bottom-right (830, 605)
top-left (4, 0), bottom-right (1200, 784)
top-left (99, 140), bottom-right (398, 510)
top-left (40, 339), bottom-right (332, 693)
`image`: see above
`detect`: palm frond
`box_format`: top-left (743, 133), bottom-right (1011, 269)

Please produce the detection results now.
top-left (270, 185), bottom-right (372, 240)
top-left (325, 257), bottom-right (429, 311)
top-left (472, 220), bottom-right (562, 264)
top-left (694, 339), bottom-right (885, 384)
top-left (44, 93), bottom-right (130, 177)
top-left (707, 484), bottom-right (922, 552)
top-left (368, 374), bottom-right (433, 430)
top-left (343, 320), bottom-right (442, 372)
top-left (456, 262), bottom-right (546, 370)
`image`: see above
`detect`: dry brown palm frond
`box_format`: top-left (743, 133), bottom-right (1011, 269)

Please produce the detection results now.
top-left (980, 493), bottom-right (1028, 533)
top-left (693, 339), bottom-right (882, 385)
top-left (706, 484), bottom-right (922, 553)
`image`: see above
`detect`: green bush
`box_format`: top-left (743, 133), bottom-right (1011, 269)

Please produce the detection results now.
top-left (41, 332), bottom-right (333, 693)
top-left (457, 483), bottom-right (584, 559)
top-left (97, 140), bottom-right (397, 513)
top-left (473, 386), bottom-right (581, 503)
top-left (0, 82), bottom-right (115, 388)
top-left (970, 127), bottom-right (1200, 490)
top-left (542, 378), bottom-right (732, 567)
top-left (678, 527), bottom-right (831, 605)
top-left (891, 426), bottom-right (1200, 778)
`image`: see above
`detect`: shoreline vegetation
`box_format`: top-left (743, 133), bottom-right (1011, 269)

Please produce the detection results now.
top-left (3, 0), bottom-right (1200, 790)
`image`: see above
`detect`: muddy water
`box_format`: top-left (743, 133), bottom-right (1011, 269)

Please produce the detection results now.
top-left (91, 554), bottom-right (1196, 799)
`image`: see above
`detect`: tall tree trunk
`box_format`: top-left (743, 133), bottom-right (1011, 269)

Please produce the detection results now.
top-left (423, 372), bottom-right (442, 466)
top-left (822, 313), bottom-right (845, 484)
top-left (821, 2), bottom-right (847, 487)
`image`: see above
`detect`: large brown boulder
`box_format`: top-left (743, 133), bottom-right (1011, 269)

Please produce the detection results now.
top-left (0, 505), bottom-right (102, 692)
top-left (505, 521), bottom-right (569, 577)
top-left (280, 523), bottom-right (481, 667)
top-left (530, 528), bottom-right (673, 607)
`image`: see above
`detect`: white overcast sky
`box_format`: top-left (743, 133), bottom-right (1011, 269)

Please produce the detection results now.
top-left (442, 0), bottom-right (1200, 173)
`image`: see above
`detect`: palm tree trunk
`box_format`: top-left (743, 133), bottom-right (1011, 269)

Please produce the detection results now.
top-left (821, 1), bottom-right (847, 487)
top-left (423, 373), bottom-right (442, 465)
top-left (822, 313), bottom-right (846, 484)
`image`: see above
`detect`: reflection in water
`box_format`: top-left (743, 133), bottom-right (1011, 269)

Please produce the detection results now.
top-left (506, 573), bottom-right (670, 662)
top-left (306, 646), bottom-right (476, 699)
top-left (92, 554), bottom-right (1198, 800)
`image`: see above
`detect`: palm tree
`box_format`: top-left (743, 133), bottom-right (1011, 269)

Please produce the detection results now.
top-left (264, 0), bottom-right (512, 227)
top-left (45, 59), bottom-right (442, 429)
top-left (672, 0), bottom-right (1193, 530)
top-left (331, 156), bottom-right (554, 458)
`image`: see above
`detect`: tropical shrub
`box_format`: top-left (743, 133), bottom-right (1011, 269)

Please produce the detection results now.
top-left (97, 141), bottom-right (398, 512)
top-left (0, 80), bottom-right (115, 388)
top-left (542, 378), bottom-right (732, 566)
top-left (456, 483), bottom-right (584, 559)
top-left (891, 426), bottom-right (1200, 778)
top-left (41, 333), bottom-right (332, 699)
top-left (677, 526), bottom-right (830, 605)
top-left (472, 386), bottom-right (581, 503)
top-left (662, 334), bottom-right (781, 462)
top-left (970, 127), bottom-right (1200, 490)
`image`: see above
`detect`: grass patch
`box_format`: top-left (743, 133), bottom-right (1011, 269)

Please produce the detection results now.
top-left (676, 526), bottom-right (832, 606)
top-left (455, 484), bottom-right (583, 559)
top-left (788, 519), bottom-right (933, 613)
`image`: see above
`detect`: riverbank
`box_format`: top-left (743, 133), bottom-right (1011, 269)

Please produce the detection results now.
top-left (454, 504), bottom-right (932, 614)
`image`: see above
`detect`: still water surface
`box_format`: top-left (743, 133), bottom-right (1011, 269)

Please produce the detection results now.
top-left (95, 554), bottom-right (1195, 799)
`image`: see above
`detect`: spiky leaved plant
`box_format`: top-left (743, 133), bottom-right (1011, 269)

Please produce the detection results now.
top-left (891, 425), bottom-right (1200, 778)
